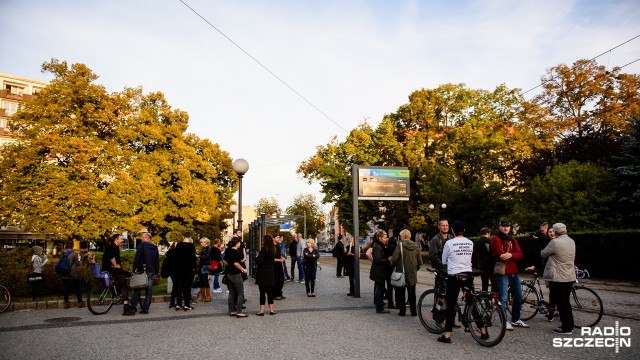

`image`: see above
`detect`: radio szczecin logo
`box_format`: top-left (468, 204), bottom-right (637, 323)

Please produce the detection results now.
top-left (553, 321), bottom-right (631, 353)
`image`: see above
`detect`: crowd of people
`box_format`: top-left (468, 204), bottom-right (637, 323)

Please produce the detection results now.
top-left (25, 219), bottom-right (576, 340)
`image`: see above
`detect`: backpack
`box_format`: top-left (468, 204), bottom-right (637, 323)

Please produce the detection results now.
top-left (56, 250), bottom-right (72, 275)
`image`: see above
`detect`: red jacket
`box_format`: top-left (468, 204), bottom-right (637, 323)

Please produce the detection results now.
top-left (491, 234), bottom-right (523, 275)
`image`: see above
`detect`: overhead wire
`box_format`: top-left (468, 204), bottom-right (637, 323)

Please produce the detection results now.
top-left (177, 0), bottom-right (348, 133)
top-left (522, 34), bottom-right (640, 96)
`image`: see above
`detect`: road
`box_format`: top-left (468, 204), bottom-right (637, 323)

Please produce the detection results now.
top-left (0, 257), bottom-right (638, 360)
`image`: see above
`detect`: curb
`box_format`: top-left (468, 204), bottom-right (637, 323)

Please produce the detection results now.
top-left (6, 294), bottom-right (173, 313)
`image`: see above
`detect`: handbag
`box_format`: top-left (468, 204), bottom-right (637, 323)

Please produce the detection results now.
top-left (129, 272), bottom-right (148, 289)
top-left (390, 242), bottom-right (406, 287)
top-left (493, 241), bottom-right (511, 276)
top-left (221, 274), bottom-right (229, 285)
top-left (210, 260), bottom-right (219, 271)
top-left (27, 272), bottom-right (44, 283)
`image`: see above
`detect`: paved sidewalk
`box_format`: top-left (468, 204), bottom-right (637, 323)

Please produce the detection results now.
top-left (0, 257), bottom-right (638, 360)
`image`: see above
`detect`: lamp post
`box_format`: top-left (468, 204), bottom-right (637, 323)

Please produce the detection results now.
top-left (230, 204), bottom-right (238, 234)
top-left (232, 158), bottom-right (249, 235)
top-left (429, 203), bottom-right (447, 222)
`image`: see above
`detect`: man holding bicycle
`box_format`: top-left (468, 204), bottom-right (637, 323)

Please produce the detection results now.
top-left (438, 221), bottom-right (487, 343)
top-left (103, 234), bottom-right (130, 310)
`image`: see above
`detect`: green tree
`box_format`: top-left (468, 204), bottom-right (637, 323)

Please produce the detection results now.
top-left (254, 197), bottom-right (282, 217)
top-left (512, 161), bottom-right (617, 231)
top-left (613, 116), bottom-right (640, 226)
top-left (0, 59), bottom-right (236, 242)
top-left (286, 194), bottom-right (325, 238)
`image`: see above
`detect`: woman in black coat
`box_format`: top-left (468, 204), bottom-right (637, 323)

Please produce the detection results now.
top-left (255, 234), bottom-right (277, 315)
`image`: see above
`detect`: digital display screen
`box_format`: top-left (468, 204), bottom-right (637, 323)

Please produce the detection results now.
top-left (358, 167), bottom-right (410, 201)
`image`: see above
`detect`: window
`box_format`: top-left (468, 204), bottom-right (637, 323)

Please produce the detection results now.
top-left (32, 87), bottom-right (44, 95)
top-left (0, 118), bottom-right (7, 129)
top-left (5, 84), bottom-right (24, 95)
top-left (2, 102), bottom-right (19, 116)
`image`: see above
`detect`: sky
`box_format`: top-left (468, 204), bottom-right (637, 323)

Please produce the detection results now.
top-left (2, 0), bottom-right (639, 213)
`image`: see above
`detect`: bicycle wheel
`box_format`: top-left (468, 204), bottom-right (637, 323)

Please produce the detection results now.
top-left (466, 294), bottom-right (506, 347)
top-left (571, 286), bottom-right (603, 328)
top-left (518, 283), bottom-right (540, 321)
top-left (0, 285), bottom-right (11, 314)
top-left (418, 289), bottom-right (446, 334)
top-left (87, 286), bottom-right (117, 315)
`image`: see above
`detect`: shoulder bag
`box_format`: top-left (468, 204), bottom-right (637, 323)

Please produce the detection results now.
top-left (493, 240), bottom-right (511, 276)
top-left (390, 242), bottom-right (406, 287)
top-left (129, 245), bottom-right (149, 289)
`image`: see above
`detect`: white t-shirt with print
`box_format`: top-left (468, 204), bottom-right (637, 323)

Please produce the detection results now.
top-left (441, 236), bottom-right (473, 275)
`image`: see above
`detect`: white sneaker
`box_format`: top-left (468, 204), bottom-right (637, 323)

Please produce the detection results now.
top-left (212, 288), bottom-right (223, 294)
top-left (511, 319), bottom-right (530, 328)
top-left (506, 321), bottom-right (514, 331)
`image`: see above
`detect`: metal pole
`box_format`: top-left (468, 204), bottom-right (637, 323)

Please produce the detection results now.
top-left (248, 222), bottom-right (254, 277)
top-left (352, 165), bottom-right (360, 298)
top-left (303, 211), bottom-right (307, 239)
top-left (237, 174), bottom-right (244, 233)
top-left (260, 213), bottom-right (266, 247)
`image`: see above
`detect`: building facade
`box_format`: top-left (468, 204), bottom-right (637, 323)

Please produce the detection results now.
top-left (0, 73), bottom-right (49, 147)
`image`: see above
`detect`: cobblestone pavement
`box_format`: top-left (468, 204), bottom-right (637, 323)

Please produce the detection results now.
top-left (0, 257), bottom-right (638, 360)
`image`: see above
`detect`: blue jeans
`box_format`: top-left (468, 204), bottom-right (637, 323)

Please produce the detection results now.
top-left (213, 272), bottom-right (220, 289)
top-left (498, 274), bottom-right (522, 322)
top-left (296, 257), bottom-right (305, 281)
top-left (374, 282), bottom-right (385, 312)
top-left (199, 265), bottom-right (210, 288)
top-left (130, 273), bottom-right (154, 311)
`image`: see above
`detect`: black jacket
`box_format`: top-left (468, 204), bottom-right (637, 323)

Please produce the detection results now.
top-left (473, 236), bottom-right (494, 274)
top-left (255, 247), bottom-right (276, 286)
top-left (133, 242), bottom-right (160, 275)
top-left (369, 242), bottom-right (389, 283)
top-left (288, 240), bottom-right (298, 258)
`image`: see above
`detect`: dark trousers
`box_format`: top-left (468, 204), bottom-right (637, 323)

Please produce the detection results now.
top-left (175, 271), bottom-right (193, 307)
top-left (385, 274), bottom-right (394, 307)
top-left (336, 257), bottom-right (344, 277)
top-left (374, 282), bottom-right (385, 312)
top-left (259, 285), bottom-right (274, 305)
top-left (274, 266), bottom-right (285, 297)
top-left (346, 266), bottom-right (355, 294)
top-left (549, 281), bottom-right (574, 331)
top-left (480, 272), bottom-right (497, 293)
top-left (169, 275), bottom-right (178, 305)
top-left (395, 284), bottom-right (417, 315)
top-left (304, 265), bottom-right (316, 293)
top-left (63, 279), bottom-right (83, 303)
top-left (290, 257), bottom-right (297, 279)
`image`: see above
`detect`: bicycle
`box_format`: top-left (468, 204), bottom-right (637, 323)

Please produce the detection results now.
top-left (87, 268), bottom-right (142, 315)
top-left (0, 268), bottom-right (12, 314)
top-left (418, 268), bottom-right (507, 347)
top-left (508, 268), bottom-right (603, 328)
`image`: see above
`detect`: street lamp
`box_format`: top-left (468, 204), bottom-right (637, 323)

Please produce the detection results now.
top-left (232, 158), bottom-right (249, 235)
top-left (230, 205), bottom-right (238, 233)
top-left (429, 203), bottom-right (447, 222)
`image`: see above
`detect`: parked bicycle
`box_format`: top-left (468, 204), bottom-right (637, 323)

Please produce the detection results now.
top-left (87, 265), bottom-right (141, 315)
top-left (418, 268), bottom-right (507, 347)
top-left (0, 268), bottom-right (12, 314)
top-left (508, 268), bottom-right (603, 328)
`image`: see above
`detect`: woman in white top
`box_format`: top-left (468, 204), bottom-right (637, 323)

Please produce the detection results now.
top-left (31, 246), bottom-right (48, 301)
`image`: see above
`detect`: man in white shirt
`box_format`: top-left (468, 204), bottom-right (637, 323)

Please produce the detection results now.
top-left (438, 221), bottom-right (487, 343)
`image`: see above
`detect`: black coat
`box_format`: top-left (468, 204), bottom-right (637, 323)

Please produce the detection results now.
top-left (369, 242), bottom-right (388, 283)
top-left (255, 247), bottom-right (276, 287)
top-left (473, 236), bottom-right (494, 274)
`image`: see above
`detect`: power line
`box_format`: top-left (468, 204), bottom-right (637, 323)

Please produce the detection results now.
top-left (522, 34), bottom-right (640, 96)
top-left (177, 0), bottom-right (348, 133)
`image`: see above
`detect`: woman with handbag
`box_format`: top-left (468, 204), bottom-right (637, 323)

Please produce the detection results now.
top-left (198, 238), bottom-right (212, 302)
top-left (391, 229), bottom-right (422, 316)
top-left (210, 239), bottom-right (223, 294)
top-left (30, 246), bottom-right (48, 301)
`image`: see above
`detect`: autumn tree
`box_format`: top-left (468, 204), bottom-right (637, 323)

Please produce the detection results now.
top-left (0, 59), bottom-right (236, 242)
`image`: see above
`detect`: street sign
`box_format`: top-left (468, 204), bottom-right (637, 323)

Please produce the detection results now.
top-left (357, 166), bottom-right (410, 201)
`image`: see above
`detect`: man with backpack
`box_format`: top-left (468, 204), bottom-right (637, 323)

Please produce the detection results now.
top-left (57, 241), bottom-right (84, 309)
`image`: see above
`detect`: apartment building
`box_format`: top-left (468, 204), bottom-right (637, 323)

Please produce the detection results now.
top-left (0, 73), bottom-right (49, 147)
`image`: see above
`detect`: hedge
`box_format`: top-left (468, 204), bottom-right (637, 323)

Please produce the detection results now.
top-left (0, 247), bottom-right (166, 299)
